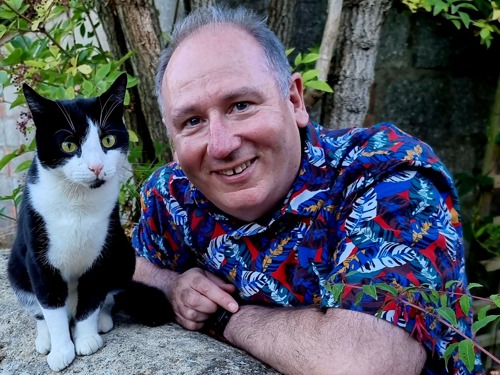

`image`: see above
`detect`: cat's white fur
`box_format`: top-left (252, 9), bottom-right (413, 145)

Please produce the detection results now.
top-left (25, 120), bottom-right (129, 371)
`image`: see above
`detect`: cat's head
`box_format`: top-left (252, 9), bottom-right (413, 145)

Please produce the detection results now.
top-left (23, 73), bottom-right (130, 189)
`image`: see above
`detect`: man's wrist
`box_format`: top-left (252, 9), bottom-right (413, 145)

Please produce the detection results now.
top-left (204, 306), bottom-right (233, 342)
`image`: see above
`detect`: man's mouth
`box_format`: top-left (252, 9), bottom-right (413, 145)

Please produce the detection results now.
top-left (219, 160), bottom-right (253, 176)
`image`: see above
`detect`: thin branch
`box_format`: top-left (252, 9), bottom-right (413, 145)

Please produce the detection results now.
top-left (82, 3), bottom-right (105, 54)
top-left (303, 0), bottom-right (343, 109)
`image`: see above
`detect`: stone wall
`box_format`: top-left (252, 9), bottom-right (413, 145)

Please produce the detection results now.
top-left (372, 6), bottom-right (499, 176)
top-left (0, 86), bottom-right (32, 247)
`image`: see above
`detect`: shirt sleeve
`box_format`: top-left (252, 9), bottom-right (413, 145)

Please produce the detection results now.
top-left (323, 169), bottom-right (483, 374)
top-left (131, 166), bottom-right (192, 272)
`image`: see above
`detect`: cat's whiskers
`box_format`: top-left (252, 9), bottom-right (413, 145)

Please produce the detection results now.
top-left (55, 101), bottom-right (76, 133)
top-left (99, 93), bottom-right (119, 129)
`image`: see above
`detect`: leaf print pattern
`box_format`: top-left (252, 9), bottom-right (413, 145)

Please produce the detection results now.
top-left (132, 122), bottom-right (482, 375)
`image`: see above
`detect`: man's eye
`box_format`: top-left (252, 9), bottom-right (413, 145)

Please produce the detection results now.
top-left (234, 102), bottom-right (249, 112)
top-left (185, 117), bottom-right (201, 127)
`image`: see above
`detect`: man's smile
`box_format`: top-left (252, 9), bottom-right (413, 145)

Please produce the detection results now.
top-left (218, 159), bottom-right (254, 176)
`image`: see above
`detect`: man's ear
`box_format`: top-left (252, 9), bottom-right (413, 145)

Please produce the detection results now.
top-left (289, 72), bottom-right (309, 128)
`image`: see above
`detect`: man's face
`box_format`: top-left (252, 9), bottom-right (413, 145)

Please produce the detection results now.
top-left (162, 25), bottom-right (309, 221)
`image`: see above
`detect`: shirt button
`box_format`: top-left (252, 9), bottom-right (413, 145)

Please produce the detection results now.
top-left (233, 234), bottom-right (241, 240)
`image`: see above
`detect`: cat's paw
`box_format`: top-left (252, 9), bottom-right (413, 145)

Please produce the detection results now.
top-left (98, 312), bottom-right (113, 333)
top-left (35, 331), bottom-right (51, 354)
top-left (47, 345), bottom-right (75, 372)
top-left (74, 334), bottom-right (103, 356)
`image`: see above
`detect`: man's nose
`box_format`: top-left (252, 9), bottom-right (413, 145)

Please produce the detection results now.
top-left (207, 117), bottom-right (241, 159)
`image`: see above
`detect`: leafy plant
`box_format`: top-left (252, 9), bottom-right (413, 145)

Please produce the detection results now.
top-left (327, 279), bottom-right (500, 371)
top-left (0, 0), bottom-right (138, 225)
top-left (286, 47), bottom-right (333, 93)
top-left (401, 0), bottom-right (500, 47)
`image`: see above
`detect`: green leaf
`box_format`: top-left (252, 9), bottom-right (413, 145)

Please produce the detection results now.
top-left (480, 27), bottom-right (491, 40)
top-left (443, 342), bottom-right (460, 367)
top-left (304, 80), bottom-right (333, 93)
top-left (458, 12), bottom-right (471, 28)
top-left (301, 69), bottom-right (320, 83)
top-left (433, 2), bottom-right (448, 16)
top-left (294, 53), bottom-right (302, 68)
top-left (0, 48), bottom-right (23, 66)
top-left (467, 283), bottom-right (483, 291)
top-left (128, 129), bottom-right (139, 143)
top-left (95, 64), bottom-right (111, 82)
top-left (429, 290), bottom-right (440, 305)
top-left (374, 283), bottom-right (398, 296)
top-left (491, 294), bottom-right (500, 308)
top-left (362, 285), bottom-right (378, 300)
top-left (0, 24), bottom-right (7, 39)
top-left (355, 290), bottom-right (365, 306)
top-left (77, 64), bottom-right (92, 75)
top-left (14, 160), bottom-right (32, 173)
top-left (330, 283), bottom-right (345, 304)
top-left (440, 293), bottom-right (448, 307)
top-left (10, 94), bottom-right (25, 108)
top-left (458, 340), bottom-right (475, 371)
top-left (478, 305), bottom-right (491, 320)
top-left (459, 294), bottom-right (470, 316)
top-left (301, 53), bottom-right (320, 64)
top-left (436, 306), bottom-right (458, 327)
top-left (445, 280), bottom-right (459, 289)
top-left (451, 19), bottom-right (462, 29)
top-left (472, 315), bottom-right (500, 334)
top-left (25, 60), bottom-right (46, 68)
top-left (0, 151), bottom-right (18, 171)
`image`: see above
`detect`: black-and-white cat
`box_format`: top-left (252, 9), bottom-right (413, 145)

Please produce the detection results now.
top-left (7, 74), bottom-right (136, 371)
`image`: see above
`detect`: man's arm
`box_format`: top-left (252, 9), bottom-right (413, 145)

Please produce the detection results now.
top-left (135, 258), bottom-right (426, 374)
top-left (224, 304), bottom-right (427, 375)
top-left (133, 256), bottom-right (239, 330)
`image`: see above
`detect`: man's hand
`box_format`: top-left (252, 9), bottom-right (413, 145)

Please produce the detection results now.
top-left (133, 257), bottom-right (239, 331)
top-left (166, 267), bottom-right (239, 330)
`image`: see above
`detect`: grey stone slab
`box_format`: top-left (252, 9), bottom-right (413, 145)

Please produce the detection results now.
top-left (0, 250), bottom-right (280, 375)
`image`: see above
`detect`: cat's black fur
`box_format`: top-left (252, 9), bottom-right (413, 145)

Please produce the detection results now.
top-left (7, 74), bottom-right (171, 372)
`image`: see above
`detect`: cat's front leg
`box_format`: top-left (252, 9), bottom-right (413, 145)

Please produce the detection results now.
top-left (73, 308), bottom-right (104, 355)
top-left (42, 307), bottom-right (75, 371)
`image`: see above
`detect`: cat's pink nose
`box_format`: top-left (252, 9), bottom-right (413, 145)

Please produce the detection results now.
top-left (89, 165), bottom-right (103, 176)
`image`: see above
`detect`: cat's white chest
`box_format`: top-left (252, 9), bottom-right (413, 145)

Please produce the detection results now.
top-left (29, 167), bottom-right (118, 279)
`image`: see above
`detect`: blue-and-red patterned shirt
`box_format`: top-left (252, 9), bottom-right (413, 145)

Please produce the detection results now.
top-left (132, 122), bottom-right (484, 374)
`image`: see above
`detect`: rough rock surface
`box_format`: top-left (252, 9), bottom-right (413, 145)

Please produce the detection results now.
top-left (0, 250), bottom-right (279, 375)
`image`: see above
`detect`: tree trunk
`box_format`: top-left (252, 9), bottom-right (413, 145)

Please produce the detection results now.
top-left (267, 0), bottom-right (297, 48)
top-left (96, 0), bottom-right (170, 160)
top-left (324, 0), bottom-right (392, 129)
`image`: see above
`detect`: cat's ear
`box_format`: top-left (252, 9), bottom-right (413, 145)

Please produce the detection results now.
top-left (100, 73), bottom-right (127, 109)
top-left (22, 84), bottom-right (54, 119)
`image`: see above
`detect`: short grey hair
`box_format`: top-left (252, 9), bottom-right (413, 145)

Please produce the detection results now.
top-left (155, 5), bottom-right (292, 114)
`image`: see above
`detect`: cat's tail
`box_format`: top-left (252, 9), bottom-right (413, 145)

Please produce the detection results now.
top-left (113, 281), bottom-right (174, 327)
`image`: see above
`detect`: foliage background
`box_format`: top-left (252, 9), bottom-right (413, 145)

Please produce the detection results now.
top-left (0, 0), bottom-right (499, 369)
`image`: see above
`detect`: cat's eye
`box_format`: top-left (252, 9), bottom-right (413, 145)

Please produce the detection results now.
top-left (61, 141), bottom-right (78, 153)
top-left (101, 135), bottom-right (116, 148)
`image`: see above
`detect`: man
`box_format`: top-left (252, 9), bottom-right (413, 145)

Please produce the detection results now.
top-left (132, 5), bottom-right (483, 374)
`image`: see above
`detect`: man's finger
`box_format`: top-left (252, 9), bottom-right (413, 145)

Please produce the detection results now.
top-left (192, 275), bottom-right (239, 313)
